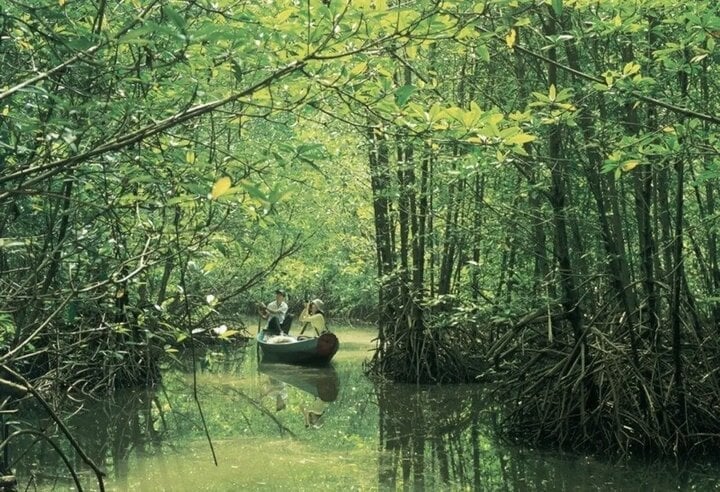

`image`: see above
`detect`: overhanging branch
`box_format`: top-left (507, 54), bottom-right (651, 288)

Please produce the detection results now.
top-left (475, 25), bottom-right (720, 126)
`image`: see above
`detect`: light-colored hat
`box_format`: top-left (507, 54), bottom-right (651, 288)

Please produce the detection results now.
top-left (311, 298), bottom-right (325, 313)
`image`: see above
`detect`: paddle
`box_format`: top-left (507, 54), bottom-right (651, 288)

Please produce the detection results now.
top-left (256, 312), bottom-right (262, 363)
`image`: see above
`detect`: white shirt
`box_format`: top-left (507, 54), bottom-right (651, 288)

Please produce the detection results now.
top-left (266, 300), bottom-right (288, 324)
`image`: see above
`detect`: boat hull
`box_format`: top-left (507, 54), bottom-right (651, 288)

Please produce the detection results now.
top-left (256, 330), bottom-right (339, 366)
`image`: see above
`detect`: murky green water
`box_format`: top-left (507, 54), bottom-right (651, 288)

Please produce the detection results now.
top-left (11, 325), bottom-right (720, 491)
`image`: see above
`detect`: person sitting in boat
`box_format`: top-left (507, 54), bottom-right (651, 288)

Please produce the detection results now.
top-left (258, 289), bottom-right (288, 335)
top-left (299, 298), bottom-right (326, 336)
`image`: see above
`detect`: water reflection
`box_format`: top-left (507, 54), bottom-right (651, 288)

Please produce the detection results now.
top-left (258, 363), bottom-right (339, 403)
top-left (14, 387), bottom-right (165, 491)
top-left (259, 364), bottom-right (339, 429)
top-left (376, 382), bottom-right (489, 491)
top-left (9, 328), bottom-right (720, 491)
top-left (374, 381), bottom-right (720, 491)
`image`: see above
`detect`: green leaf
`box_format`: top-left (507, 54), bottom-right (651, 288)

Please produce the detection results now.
top-left (241, 182), bottom-right (268, 202)
top-left (395, 85), bottom-right (416, 107)
top-left (477, 45), bottom-right (490, 62)
top-left (163, 5), bottom-right (186, 31)
top-left (166, 195), bottom-right (195, 206)
top-left (552, 0), bottom-right (563, 16)
top-left (118, 26), bottom-right (154, 45)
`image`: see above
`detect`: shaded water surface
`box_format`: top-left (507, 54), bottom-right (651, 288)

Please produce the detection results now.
top-left (12, 326), bottom-right (720, 490)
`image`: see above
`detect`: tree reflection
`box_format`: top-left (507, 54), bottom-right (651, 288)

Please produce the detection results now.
top-left (9, 353), bottom-right (720, 491)
top-left (376, 382), bottom-right (502, 491)
top-left (375, 380), bottom-right (720, 491)
top-left (12, 386), bottom-right (164, 489)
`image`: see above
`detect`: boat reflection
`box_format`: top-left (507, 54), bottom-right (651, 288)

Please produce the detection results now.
top-left (259, 363), bottom-right (340, 428)
top-left (258, 363), bottom-right (339, 402)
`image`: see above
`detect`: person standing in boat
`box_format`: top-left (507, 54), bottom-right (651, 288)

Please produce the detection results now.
top-left (258, 289), bottom-right (288, 335)
top-left (299, 298), bottom-right (326, 335)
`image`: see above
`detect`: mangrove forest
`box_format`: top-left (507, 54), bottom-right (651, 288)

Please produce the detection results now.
top-left (2, 0), bottom-right (720, 489)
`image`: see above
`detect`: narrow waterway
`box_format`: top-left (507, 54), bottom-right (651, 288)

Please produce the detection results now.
top-left (12, 325), bottom-right (720, 491)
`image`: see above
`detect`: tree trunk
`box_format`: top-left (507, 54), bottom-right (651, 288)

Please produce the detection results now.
top-left (368, 126), bottom-right (395, 350)
top-left (544, 11), bottom-right (584, 342)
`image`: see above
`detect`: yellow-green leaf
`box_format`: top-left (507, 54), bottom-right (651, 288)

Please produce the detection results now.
top-left (349, 62), bottom-right (368, 77)
top-left (548, 84), bottom-right (557, 101)
top-left (488, 113), bottom-right (503, 126)
top-left (275, 8), bottom-right (295, 25)
top-left (623, 61), bottom-right (640, 76)
top-left (210, 176), bottom-right (232, 200)
top-left (622, 160), bottom-right (640, 172)
top-left (506, 29), bottom-right (516, 49)
top-left (467, 135), bottom-right (489, 144)
top-left (506, 134), bottom-right (536, 145)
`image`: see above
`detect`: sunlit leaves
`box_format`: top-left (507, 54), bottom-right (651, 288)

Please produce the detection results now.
top-left (621, 160), bottom-right (640, 172)
top-left (548, 84), bottom-right (557, 102)
top-left (506, 28), bottom-right (517, 49)
top-left (528, 84), bottom-right (577, 125)
top-left (503, 132), bottom-right (536, 146)
top-left (210, 177), bottom-right (232, 200)
top-left (601, 137), bottom-right (661, 178)
top-left (623, 61), bottom-right (641, 77)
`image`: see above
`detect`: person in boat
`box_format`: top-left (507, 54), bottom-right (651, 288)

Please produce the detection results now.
top-left (298, 298), bottom-right (326, 335)
top-left (258, 289), bottom-right (288, 335)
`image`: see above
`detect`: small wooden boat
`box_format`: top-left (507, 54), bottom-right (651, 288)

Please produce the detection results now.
top-left (256, 330), bottom-right (339, 366)
top-left (259, 363), bottom-right (339, 402)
